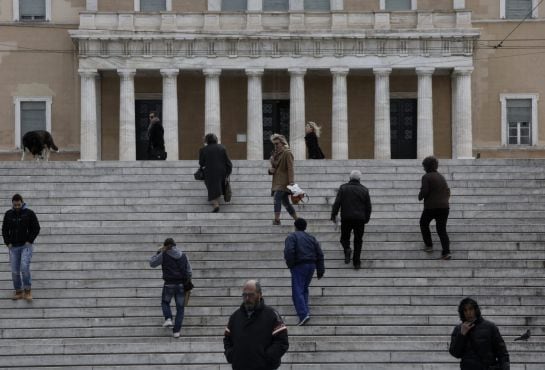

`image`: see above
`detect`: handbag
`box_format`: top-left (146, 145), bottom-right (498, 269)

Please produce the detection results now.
top-left (224, 177), bottom-right (232, 203)
top-left (194, 167), bottom-right (204, 181)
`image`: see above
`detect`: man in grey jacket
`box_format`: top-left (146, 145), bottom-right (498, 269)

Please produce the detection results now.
top-left (149, 238), bottom-right (192, 338)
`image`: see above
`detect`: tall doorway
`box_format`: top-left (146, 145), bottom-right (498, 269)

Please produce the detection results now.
top-left (390, 99), bottom-right (417, 159)
top-left (135, 100), bottom-right (162, 160)
top-left (262, 100), bottom-right (290, 159)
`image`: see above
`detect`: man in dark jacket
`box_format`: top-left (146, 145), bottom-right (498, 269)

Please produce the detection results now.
top-left (199, 133), bottom-right (233, 212)
top-left (331, 170), bottom-right (372, 270)
top-left (149, 238), bottom-right (192, 338)
top-left (284, 218), bottom-right (325, 326)
top-left (147, 111), bottom-right (166, 160)
top-left (2, 193), bottom-right (40, 301)
top-left (224, 280), bottom-right (289, 370)
top-left (418, 156), bottom-right (451, 260)
top-left (449, 297), bottom-right (510, 370)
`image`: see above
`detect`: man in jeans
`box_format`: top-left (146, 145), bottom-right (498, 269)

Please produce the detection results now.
top-left (2, 193), bottom-right (40, 301)
top-left (331, 170), bottom-right (372, 270)
top-left (149, 238), bottom-right (192, 338)
top-left (284, 218), bottom-right (325, 326)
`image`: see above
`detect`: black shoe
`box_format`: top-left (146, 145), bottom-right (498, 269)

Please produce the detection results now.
top-left (440, 254), bottom-right (451, 260)
top-left (212, 207), bottom-right (220, 213)
top-left (344, 249), bottom-right (352, 264)
top-left (423, 245), bottom-right (433, 253)
top-left (297, 316), bottom-right (310, 326)
top-left (354, 263), bottom-right (361, 270)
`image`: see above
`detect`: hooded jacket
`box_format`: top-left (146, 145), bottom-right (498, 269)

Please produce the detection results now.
top-left (224, 299), bottom-right (289, 370)
top-left (2, 203), bottom-right (40, 247)
top-left (149, 246), bottom-right (192, 285)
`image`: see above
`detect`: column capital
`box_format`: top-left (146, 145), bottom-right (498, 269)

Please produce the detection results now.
top-left (117, 68), bottom-right (136, 78)
top-left (203, 68), bottom-right (222, 77)
top-left (288, 68), bottom-right (307, 76)
top-left (453, 66), bottom-right (474, 76)
top-left (245, 68), bottom-right (265, 77)
top-left (160, 68), bottom-right (179, 77)
top-left (78, 68), bottom-right (98, 77)
top-left (330, 67), bottom-right (350, 76)
top-left (416, 67), bottom-right (435, 76)
top-left (373, 67), bottom-right (392, 76)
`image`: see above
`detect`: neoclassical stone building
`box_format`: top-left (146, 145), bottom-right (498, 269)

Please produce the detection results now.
top-left (1, 0), bottom-right (544, 160)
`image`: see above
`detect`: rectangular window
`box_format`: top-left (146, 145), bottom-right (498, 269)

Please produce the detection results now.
top-left (385, 0), bottom-right (412, 10)
top-left (506, 0), bottom-right (532, 19)
top-left (507, 99), bottom-right (532, 145)
top-left (20, 101), bottom-right (46, 146)
top-left (304, 0), bottom-right (330, 11)
top-left (20, 0), bottom-right (46, 20)
top-left (140, 0), bottom-right (166, 12)
top-left (222, 0), bottom-right (247, 11)
top-left (263, 0), bottom-right (289, 11)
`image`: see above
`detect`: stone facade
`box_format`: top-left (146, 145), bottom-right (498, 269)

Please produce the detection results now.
top-left (0, 0), bottom-right (544, 160)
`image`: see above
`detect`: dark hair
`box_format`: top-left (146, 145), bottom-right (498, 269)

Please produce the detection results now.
top-left (163, 238), bottom-right (176, 247)
top-left (458, 297), bottom-right (482, 321)
top-left (205, 133), bottom-right (218, 145)
top-left (294, 218), bottom-right (307, 231)
top-left (422, 156), bottom-right (439, 173)
top-left (12, 194), bottom-right (23, 202)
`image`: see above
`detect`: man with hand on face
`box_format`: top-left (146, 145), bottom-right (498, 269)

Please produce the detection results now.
top-left (223, 280), bottom-right (289, 370)
top-left (449, 297), bottom-right (510, 370)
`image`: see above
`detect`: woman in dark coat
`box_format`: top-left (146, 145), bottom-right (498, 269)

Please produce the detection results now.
top-left (199, 133), bottom-right (232, 212)
top-left (147, 112), bottom-right (166, 160)
top-left (304, 121), bottom-right (325, 159)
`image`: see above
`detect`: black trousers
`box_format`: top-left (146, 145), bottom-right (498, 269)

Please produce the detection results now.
top-left (340, 220), bottom-right (365, 266)
top-left (420, 208), bottom-right (450, 255)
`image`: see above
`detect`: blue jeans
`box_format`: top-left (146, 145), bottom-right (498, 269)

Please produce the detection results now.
top-left (9, 244), bottom-right (33, 290)
top-left (290, 263), bottom-right (315, 320)
top-left (161, 284), bottom-right (185, 333)
top-left (273, 191), bottom-right (296, 215)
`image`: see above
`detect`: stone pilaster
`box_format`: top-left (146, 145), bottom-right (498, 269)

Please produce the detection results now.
top-left (203, 68), bottom-right (222, 141)
top-left (246, 68), bottom-right (264, 160)
top-left (331, 68), bottom-right (349, 159)
top-left (374, 68), bottom-right (392, 160)
top-left (416, 68), bottom-right (435, 159)
top-left (452, 67), bottom-right (474, 158)
top-left (160, 68), bottom-right (179, 161)
top-left (289, 68), bottom-right (306, 160)
top-left (118, 69), bottom-right (136, 161)
top-left (79, 69), bottom-right (98, 161)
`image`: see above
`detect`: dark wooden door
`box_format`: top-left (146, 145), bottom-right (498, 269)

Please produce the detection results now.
top-left (262, 100), bottom-right (290, 159)
top-left (135, 100), bottom-right (162, 160)
top-left (390, 99), bottom-right (417, 159)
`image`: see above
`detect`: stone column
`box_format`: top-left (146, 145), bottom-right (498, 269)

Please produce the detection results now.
top-left (161, 69), bottom-right (179, 161)
top-left (203, 68), bottom-right (222, 141)
top-left (416, 68), bottom-right (435, 159)
top-left (331, 68), bottom-right (349, 159)
top-left (86, 0), bottom-right (97, 11)
top-left (288, 68), bottom-right (306, 160)
top-left (79, 69), bottom-right (98, 161)
top-left (452, 67), bottom-right (474, 158)
top-left (118, 69), bottom-right (136, 161)
top-left (246, 68), bottom-right (264, 160)
top-left (374, 68), bottom-right (392, 159)
top-left (453, 0), bottom-right (465, 9)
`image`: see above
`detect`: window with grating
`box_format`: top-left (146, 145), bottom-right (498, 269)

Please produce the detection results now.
top-left (507, 99), bottom-right (532, 145)
top-left (20, 101), bottom-right (46, 146)
top-left (222, 0), bottom-right (247, 11)
top-left (385, 0), bottom-right (412, 11)
top-left (20, 0), bottom-right (46, 20)
top-left (140, 0), bottom-right (167, 12)
top-left (263, 0), bottom-right (289, 11)
top-left (506, 0), bottom-right (532, 18)
top-left (304, 0), bottom-right (330, 11)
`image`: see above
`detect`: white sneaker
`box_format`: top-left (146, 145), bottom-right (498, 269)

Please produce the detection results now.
top-left (162, 318), bottom-right (173, 327)
top-left (173, 332), bottom-right (181, 338)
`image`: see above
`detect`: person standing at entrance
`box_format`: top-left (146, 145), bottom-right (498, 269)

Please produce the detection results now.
top-left (330, 170), bottom-right (372, 270)
top-left (284, 218), bottom-right (325, 326)
top-left (199, 133), bottom-right (233, 212)
top-left (2, 193), bottom-right (40, 301)
top-left (418, 156), bottom-right (451, 260)
top-left (304, 122), bottom-right (325, 159)
top-left (269, 134), bottom-right (298, 225)
top-left (147, 111), bottom-right (166, 160)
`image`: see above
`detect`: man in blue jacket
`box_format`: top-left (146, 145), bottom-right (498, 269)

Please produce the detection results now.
top-left (284, 218), bottom-right (325, 326)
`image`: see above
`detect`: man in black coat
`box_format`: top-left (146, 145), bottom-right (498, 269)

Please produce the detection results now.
top-left (199, 133), bottom-right (232, 212)
top-left (224, 280), bottom-right (289, 370)
top-left (331, 170), bottom-right (372, 270)
top-left (449, 297), bottom-right (510, 370)
top-left (2, 194), bottom-right (40, 301)
top-left (147, 111), bottom-right (166, 160)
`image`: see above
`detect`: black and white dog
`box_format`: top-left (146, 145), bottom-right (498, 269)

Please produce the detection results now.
top-left (21, 130), bottom-right (59, 161)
